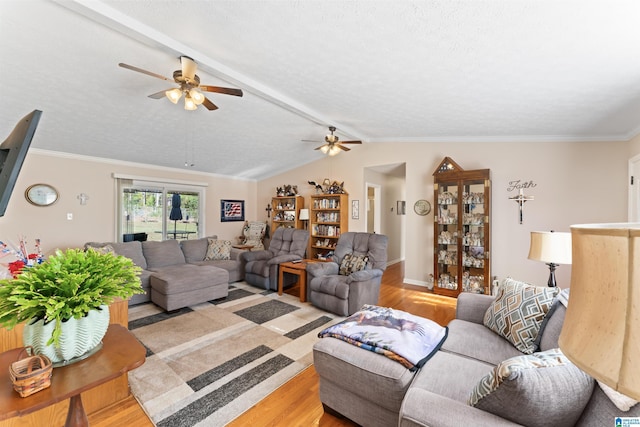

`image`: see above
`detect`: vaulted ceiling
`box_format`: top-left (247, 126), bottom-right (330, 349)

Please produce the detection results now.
top-left (2, 1), bottom-right (640, 180)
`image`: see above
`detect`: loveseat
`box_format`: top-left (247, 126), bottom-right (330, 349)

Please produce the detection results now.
top-left (85, 236), bottom-right (246, 310)
top-left (313, 279), bottom-right (639, 427)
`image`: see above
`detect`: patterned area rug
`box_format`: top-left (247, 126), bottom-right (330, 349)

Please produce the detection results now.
top-left (127, 282), bottom-right (343, 426)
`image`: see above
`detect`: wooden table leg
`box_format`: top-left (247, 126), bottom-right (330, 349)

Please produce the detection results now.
top-left (278, 266), bottom-right (284, 296)
top-left (299, 270), bottom-right (307, 302)
top-left (65, 394), bottom-right (89, 427)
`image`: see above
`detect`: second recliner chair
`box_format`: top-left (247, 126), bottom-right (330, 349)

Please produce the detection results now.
top-left (242, 227), bottom-right (309, 291)
top-left (307, 232), bottom-right (388, 316)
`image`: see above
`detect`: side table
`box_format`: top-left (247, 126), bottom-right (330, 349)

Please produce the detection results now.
top-left (0, 324), bottom-right (145, 427)
top-left (232, 244), bottom-right (254, 251)
top-left (279, 259), bottom-right (322, 302)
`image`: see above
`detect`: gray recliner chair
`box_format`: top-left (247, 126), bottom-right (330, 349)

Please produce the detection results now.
top-left (307, 232), bottom-right (388, 316)
top-left (242, 227), bottom-right (309, 291)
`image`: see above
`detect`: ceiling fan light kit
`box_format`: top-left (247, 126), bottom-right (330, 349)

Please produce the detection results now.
top-left (306, 126), bottom-right (363, 156)
top-left (119, 55), bottom-right (243, 111)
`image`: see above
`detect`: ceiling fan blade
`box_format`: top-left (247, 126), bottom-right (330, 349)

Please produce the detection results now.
top-left (302, 139), bottom-right (322, 143)
top-left (338, 144), bottom-right (351, 151)
top-left (118, 63), bottom-right (171, 81)
top-left (200, 85), bottom-right (243, 97)
top-left (180, 56), bottom-right (197, 81)
top-left (340, 140), bottom-right (362, 144)
top-left (202, 96), bottom-right (219, 111)
top-left (148, 89), bottom-right (175, 99)
top-left (314, 144), bottom-right (328, 151)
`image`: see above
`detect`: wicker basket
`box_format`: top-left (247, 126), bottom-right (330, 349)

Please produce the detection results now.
top-left (9, 346), bottom-right (53, 397)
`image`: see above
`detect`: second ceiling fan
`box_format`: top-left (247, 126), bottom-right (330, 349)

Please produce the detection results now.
top-left (306, 126), bottom-right (362, 156)
top-left (119, 56), bottom-right (243, 111)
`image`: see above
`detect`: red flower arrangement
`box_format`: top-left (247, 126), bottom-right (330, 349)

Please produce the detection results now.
top-left (1, 237), bottom-right (43, 278)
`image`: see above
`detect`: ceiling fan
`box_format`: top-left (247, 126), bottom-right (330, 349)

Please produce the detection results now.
top-left (118, 56), bottom-right (243, 111)
top-left (305, 126), bottom-right (362, 156)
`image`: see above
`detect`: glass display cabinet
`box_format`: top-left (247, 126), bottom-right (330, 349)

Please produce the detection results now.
top-left (433, 157), bottom-right (491, 298)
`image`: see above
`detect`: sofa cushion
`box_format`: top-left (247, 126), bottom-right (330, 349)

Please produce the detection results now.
top-left (483, 278), bottom-right (559, 354)
top-left (339, 253), bottom-right (369, 276)
top-left (180, 236), bottom-right (211, 263)
top-left (469, 348), bottom-right (594, 427)
top-left (205, 238), bottom-right (232, 260)
top-left (85, 241), bottom-right (148, 270)
top-left (142, 240), bottom-right (186, 269)
top-left (441, 319), bottom-right (523, 366)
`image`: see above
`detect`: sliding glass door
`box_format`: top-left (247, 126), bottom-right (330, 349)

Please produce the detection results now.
top-left (118, 179), bottom-right (204, 242)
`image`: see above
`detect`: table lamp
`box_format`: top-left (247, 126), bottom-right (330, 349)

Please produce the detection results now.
top-left (299, 209), bottom-right (310, 230)
top-left (559, 223), bottom-right (640, 400)
top-left (528, 230), bottom-right (572, 287)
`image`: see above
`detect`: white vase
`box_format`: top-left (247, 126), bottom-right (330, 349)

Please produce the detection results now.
top-left (23, 305), bottom-right (110, 364)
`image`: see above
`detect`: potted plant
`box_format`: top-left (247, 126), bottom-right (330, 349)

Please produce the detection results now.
top-left (0, 248), bottom-right (143, 363)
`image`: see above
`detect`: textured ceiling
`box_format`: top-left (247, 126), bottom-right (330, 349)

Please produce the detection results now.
top-left (2, 0), bottom-right (640, 180)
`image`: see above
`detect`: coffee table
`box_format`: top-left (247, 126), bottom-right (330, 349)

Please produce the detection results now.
top-left (0, 324), bottom-right (145, 427)
top-left (278, 259), bottom-right (320, 302)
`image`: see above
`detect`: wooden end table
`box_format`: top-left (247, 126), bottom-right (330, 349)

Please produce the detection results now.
top-left (0, 324), bottom-right (145, 427)
top-left (232, 244), bottom-right (254, 251)
top-left (279, 259), bottom-right (322, 302)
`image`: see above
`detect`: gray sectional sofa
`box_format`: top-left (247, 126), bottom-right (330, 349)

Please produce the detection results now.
top-left (85, 236), bottom-right (246, 310)
top-left (313, 285), bottom-right (639, 427)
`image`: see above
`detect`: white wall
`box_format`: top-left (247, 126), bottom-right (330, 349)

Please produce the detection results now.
top-left (1, 138), bottom-right (630, 290)
top-left (0, 150), bottom-right (256, 257)
top-left (259, 139), bottom-right (630, 289)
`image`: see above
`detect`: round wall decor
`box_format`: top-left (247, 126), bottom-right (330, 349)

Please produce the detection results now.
top-left (414, 199), bottom-right (431, 216)
top-left (25, 184), bottom-right (59, 206)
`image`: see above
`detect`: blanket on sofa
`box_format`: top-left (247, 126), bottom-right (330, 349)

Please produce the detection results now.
top-left (318, 304), bottom-right (448, 370)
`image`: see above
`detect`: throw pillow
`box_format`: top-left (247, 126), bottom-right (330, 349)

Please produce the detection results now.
top-left (85, 243), bottom-right (114, 255)
top-left (597, 381), bottom-right (638, 412)
top-left (204, 239), bottom-right (231, 260)
top-left (469, 348), bottom-right (594, 427)
top-left (483, 278), bottom-right (559, 354)
top-left (339, 253), bottom-right (369, 276)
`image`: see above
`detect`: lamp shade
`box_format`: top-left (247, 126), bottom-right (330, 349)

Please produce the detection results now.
top-left (559, 223), bottom-right (640, 400)
top-left (528, 231), bottom-right (572, 265)
top-left (299, 209), bottom-right (309, 220)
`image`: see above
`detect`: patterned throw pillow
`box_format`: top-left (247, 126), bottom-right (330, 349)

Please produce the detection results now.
top-left (204, 239), bottom-right (231, 260)
top-left (483, 278), bottom-right (558, 354)
top-left (339, 253), bottom-right (369, 276)
top-left (85, 243), bottom-right (115, 255)
top-left (468, 349), bottom-right (594, 427)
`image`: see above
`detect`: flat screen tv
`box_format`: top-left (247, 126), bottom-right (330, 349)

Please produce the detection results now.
top-left (0, 110), bottom-right (42, 217)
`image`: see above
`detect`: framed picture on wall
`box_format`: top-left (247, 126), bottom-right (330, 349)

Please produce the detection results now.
top-left (220, 199), bottom-right (245, 222)
top-left (352, 200), bottom-right (359, 219)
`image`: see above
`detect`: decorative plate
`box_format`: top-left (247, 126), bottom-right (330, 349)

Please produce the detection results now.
top-left (414, 199), bottom-right (431, 216)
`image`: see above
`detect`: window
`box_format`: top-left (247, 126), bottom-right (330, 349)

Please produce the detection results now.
top-left (115, 176), bottom-right (206, 242)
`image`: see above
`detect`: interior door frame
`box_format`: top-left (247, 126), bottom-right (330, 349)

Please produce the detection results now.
top-left (629, 153), bottom-right (640, 222)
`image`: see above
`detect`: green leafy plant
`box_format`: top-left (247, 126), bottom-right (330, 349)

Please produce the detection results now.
top-left (0, 248), bottom-right (143, 346)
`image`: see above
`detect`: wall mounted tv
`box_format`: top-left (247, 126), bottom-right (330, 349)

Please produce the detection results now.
top-left (0, 110), bottom-right (42, 217)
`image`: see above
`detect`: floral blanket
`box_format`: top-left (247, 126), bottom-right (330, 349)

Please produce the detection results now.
top-left (318, 305), bottom-right (448, 370)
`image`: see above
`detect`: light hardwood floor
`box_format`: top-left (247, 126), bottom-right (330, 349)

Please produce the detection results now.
top-left (90, 262), bottom-right (457, 427)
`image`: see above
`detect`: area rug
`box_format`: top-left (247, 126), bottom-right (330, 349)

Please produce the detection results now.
top-left (127, 282), bottom-right (343, 427)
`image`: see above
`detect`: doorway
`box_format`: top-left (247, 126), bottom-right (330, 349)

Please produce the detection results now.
top-left (363, 163), bottom-right (407, 264)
